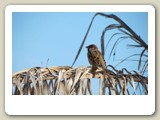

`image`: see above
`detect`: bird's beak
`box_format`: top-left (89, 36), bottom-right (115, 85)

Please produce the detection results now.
top-left (86, 46), bottom-right (89, 48)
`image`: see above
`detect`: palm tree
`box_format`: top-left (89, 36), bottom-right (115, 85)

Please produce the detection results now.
top-left (12, 13), bottom-right (148, 95)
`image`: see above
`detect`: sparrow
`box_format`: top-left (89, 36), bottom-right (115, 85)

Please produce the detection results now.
top-left (86, 44), bottom-right (107, 72)
top-left (86, 44), bottom-right (112, 95)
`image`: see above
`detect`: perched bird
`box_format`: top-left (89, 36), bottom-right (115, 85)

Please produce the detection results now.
top-left (87, 44), bottom-right (111, 94)
top-left (86, 44), bottom-right (107, 72)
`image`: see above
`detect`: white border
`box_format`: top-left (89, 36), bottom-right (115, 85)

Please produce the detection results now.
top-left (5, 5), bottom-right (155, 115)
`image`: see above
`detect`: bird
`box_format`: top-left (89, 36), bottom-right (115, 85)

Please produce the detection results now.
top-left (86, 44), bottom-right (112, 95)
top-left (86, 44), bottom-right (107, 72)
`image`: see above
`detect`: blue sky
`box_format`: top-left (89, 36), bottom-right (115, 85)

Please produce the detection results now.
top-left (12, 12), bottom-right (148, 94)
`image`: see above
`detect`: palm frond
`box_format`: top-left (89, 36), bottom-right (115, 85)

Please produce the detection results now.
top-left (71, 12), bottom-right (148, 74)
top-left (12, 66), bottom-right (148, 95)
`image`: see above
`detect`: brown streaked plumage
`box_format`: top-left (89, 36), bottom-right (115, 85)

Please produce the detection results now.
top-left (86, 44), bottom-right (107, 71)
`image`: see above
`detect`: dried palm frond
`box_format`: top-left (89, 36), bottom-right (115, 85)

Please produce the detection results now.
top-left (72, 13), bottom-right (148, 74)
top-left (12, 66), bottom-right (148, 95)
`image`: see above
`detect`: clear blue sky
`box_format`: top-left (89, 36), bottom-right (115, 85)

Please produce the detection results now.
top-left (12, 12), bottom-right (148, 94)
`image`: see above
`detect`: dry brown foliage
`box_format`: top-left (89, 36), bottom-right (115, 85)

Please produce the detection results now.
top-left (12, 65), bottom-right (148, 95)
